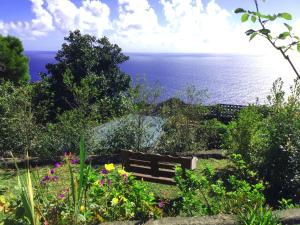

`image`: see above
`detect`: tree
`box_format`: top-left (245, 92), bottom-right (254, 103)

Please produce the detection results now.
top-left (235, 0), bottom-right (300, 79)
top-left (38, 30), bottom-right (131, 120)
top-left (0, 35), bottom-right (30, 83)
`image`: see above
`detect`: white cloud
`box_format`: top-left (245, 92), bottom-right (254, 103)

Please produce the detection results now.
top-left (46, 0), bottom-right (111, 36)
top-left (1, 0), bottom-right (300, 53)
top-left (0, 0), bottom-right (54, 38)
top-left (111, 0), bottom-right (249, 53)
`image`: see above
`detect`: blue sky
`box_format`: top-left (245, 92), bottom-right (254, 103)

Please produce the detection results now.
top-left (0, 0), bottom-right (300, 53)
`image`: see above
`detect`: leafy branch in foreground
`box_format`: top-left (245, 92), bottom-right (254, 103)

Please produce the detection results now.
top-left (235, 0), bottom-right (300, 79)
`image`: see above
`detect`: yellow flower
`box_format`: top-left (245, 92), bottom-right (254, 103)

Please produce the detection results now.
top-left (120, 196), bottom-right (127, 202)
top-left (0, 195), bottom-right (8, 212)
top-left (80, 205), bottom-right (85, 212)
top-left (93, 180), bottom-right (100, 187)
top-left (118, 169), bottom-right (129, 176)
top-left (105, 163), bottom-right (115, 171)
top-left (111, 197), bottom-right (119, 206)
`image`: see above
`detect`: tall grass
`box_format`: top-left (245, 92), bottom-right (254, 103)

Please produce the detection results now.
top-left (12, 151), bottom-right (40, 225)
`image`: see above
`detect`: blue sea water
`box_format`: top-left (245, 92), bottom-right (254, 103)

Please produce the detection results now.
top-left (25, 51), bottom-right (297, 105)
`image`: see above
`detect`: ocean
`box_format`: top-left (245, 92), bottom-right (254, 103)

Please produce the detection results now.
top-left (25, 51), bottom-right (298, 105)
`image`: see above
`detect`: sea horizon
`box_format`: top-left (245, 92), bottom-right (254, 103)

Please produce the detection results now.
top-left (25, 51), bottom-right (298, 105)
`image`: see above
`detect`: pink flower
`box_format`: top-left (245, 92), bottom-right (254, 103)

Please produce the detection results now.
top-left (158, 201), bottom-right (165, 208)
top-left (54, 162), bottom-right (60, 168)
top-left (100, 179), bottom-right (105, 186)
top-left (58, 193), bottom-right (65, 199)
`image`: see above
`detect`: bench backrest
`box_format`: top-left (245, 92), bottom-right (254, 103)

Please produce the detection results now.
top-left (121, 150), bottom-right (198, 185)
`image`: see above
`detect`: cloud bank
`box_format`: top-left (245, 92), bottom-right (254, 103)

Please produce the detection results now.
top-left (0, 0), bottom-right (299, 53)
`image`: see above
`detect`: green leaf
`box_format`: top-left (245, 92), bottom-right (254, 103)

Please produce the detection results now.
top-left (268, 15), bottom-right (277, 21)
top-left (284, 23), bottom-right (292, 31)
top-left (251, 16), bottom-right (257, 23)
top-left (278, 13), bottom-right (292, 20)
top-left (297, 43), bottom-right (300, 52)
top-left (245, 29), bottom-right (255, 36)
top-left (259, 29), bottom-right (271, 35)
top-left (249, 32), bottom-right (258, 41)
top-left (278, 32), bottom-right (290, 40)
top-left (235, 8), bottom-right (246, 14)
top-left (241, 13), bottom-right (249, 22)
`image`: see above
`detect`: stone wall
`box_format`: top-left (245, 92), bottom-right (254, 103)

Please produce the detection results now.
top-left (102, 208), bottom-right (300, 225)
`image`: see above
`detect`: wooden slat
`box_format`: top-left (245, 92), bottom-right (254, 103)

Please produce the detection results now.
top-left (127, 165), bottom-right (175, 178)
top-left (120, 150), bottom-right (196, 185)
top-left (129, 159), bottom-right (151, 167)
top-left (122, 150), bottom-right (193, 168)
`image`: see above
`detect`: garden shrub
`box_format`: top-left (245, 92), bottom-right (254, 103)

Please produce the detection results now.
top-left (224, 78), bottom-right (300, 203)
top-left (155, 86), bottom-right (214, 154)
top-left (173, 154), bottom-right (265, 216)
top-left (89, 114), bottom-right (164, 155)
top-left (0, 81), bottom-right (45, 157)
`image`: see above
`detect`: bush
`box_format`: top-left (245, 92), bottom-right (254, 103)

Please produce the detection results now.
top-left (224, 78), bottom-right (300, 203)
top-left (173, 154), bottom-right (265, 216)
top-left (155, 86), bottom-right (214, 154)
top-left (0, 82), bottom-right (44, 156)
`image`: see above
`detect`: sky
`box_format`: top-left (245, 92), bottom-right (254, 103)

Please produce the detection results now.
top-left (0, 0), bottom-right (300, 53)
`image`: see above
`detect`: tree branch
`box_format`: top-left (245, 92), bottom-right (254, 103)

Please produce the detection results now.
top-left (254, 0), bottom-right (300, 80)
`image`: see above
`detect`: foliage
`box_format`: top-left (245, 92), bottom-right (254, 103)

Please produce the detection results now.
top-left (0, 35), bottom-right (30, 83)
top-left (237, 205), bottom-right (281, 225)
top-left (156, 86), bottom-right (211, 154)
top-left (172, 154), bottom-right (265, 216)
top-left (4, 141), bottom-right (162, 224)
top-left (235, 0), bottom-right (300, 78)
top-left (224, 78), bottom-right (300, 203)
top-left (0, 81), bottom-right (45, 156)
top-left (37, 30), bottom-right (131, 120)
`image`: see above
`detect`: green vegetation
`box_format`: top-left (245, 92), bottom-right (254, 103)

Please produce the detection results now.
top-left (0, 35), bottom-right (30, 83)
top-left (2, 1), bottom-right (300, 223)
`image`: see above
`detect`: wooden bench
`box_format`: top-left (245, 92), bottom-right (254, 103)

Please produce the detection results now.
top-left (121, 150), bottom-right (198, 185)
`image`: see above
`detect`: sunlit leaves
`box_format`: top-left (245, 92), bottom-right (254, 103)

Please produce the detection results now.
top-left (249, 33), bottom-right (258, 41)
top-left (278, 32), bottom-right (290, 40)
top-left (251, 16), bottom-right (257, 23)
top-left (278, 12), bottom-right (292, 20)
top-left (241, 13), bottom-right (249, 22)
top-left (284, 23), bottom-right (292, 32)
top-left (297, 43), bottom-right (300, 52)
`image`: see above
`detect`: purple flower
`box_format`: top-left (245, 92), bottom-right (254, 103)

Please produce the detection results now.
top-left (58, 193), bottom-right (65, 199)
top-left (50, 169), bottom-right (55, 174)
top-left (54, 162), bottom-right (60, 168)
top-left (101, 169), bottom-right (108, 175)
top-left (107, 179), bottom-right (112, 186)
top-left (52, 176), bottom-right (58, 182)
top-left (158, 201), bottom-right (165, 208)
top-left (100, 179), bottom-right (105, 186)
top-left (42, 175), bottom-right (50, 181)
top-left (71, 158), bottom-right (79, 164)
